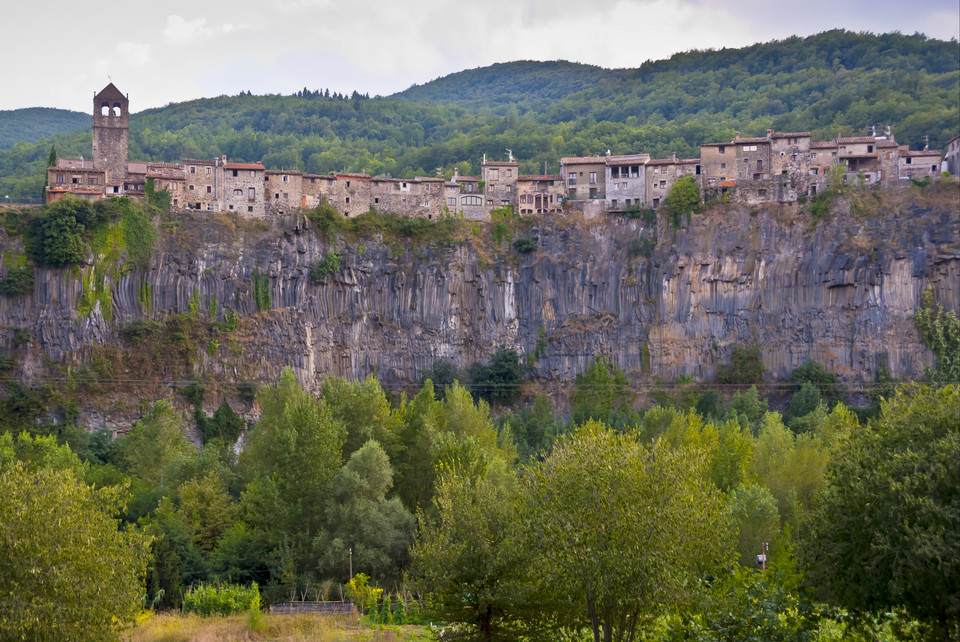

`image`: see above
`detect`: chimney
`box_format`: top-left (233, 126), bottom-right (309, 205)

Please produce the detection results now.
top-left (766, 129), bottom-right (773, 139)
top-left (734, 131), bottom-right (740, 140)
top-left (453, 167), bottom-right (459, 181)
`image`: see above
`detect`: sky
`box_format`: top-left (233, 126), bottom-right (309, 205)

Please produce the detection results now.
top-left (3, 0), bottom-right (957, 113)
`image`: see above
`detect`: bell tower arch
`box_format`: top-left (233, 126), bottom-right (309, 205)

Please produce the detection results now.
top-left (92, 83), bottom-right (129, 185)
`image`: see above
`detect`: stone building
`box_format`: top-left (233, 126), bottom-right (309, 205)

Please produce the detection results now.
top-left (451, 169), bottom-right (484, 220)
top-left (182, 158), bottom-right (223, 210)
top-left (605, 154), bottom-right (649, 211)
top-left (898, 148), bottom-right (943, 181)
top-left (518, 174), bottom-right (563, 215)
top-left (481, 159), bottom-right (519, 211)
top-left (645, 155), bottom-right (701, 208)
top-left (224, 161), bottom-right (266, 217)
top-left (944, 135), bottom-right (960, 176)
top-left (265, 170), bottom-right (304, 213)
top-left (92, 83), bottom-right (130, 193)
top-left (560, 156), bottom-right (607, 200)
top-left (47, 158), bottom-right (105, 202)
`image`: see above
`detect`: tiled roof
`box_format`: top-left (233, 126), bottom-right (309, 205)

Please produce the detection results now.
top-left (810, 141), bottom-right (837, 149)
top-left (769, 132), bottom-right (810, 138)
top-left (519, 175), bottom-right (563, 181)
top-left (182, 159), bottom-right (217, 165)
top-left (732, 137), bottom-right (770, 144)
top-left (560, 156), bottom-right (607, 164)
top-left (225, 162), bottom-right (265, 170)
top-left (455, 176), bottom-right (480, 181)
top-left (877, 140), bottom-right (899, 147)
top-left (606, 154), bottom-right (650, 165)
top-left (900, 149), bottom-right (941, 157)
top-left (837, 136), bottom-right (877, 144)
top-left (481, 161), bottom-right (519, 167)
top-left (56, 158), bottom-right (97, 169)
top-left (127, 162), bottom-right (148, 174)
top-left (335, 172), bottom-right (371, 179)
top-left (646, 158), bottom-right (679, 166)
top-left (265, 169), bottom-right (302, 175)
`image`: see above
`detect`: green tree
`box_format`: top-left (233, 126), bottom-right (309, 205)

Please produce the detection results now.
top-left (411, 464), bottom-right (528, 641)
top-left (468, 348), bottom-right (523, 404)
top-left (0, 462), bottom-right (152, 640)
top-left (914, 288), bottom-right (960, 386)
top-left (120, 399), bottom-right (193, 489)
top-left (322, 374), bottom-right (402, 458)
top-left (728, 483), bottom-right (780, 567)
top-left (241, 367), bottom-right (345, 601)
top-left (315, 440), bottom-right (415, 584)
top-left (665, 174), bottom-right (700, 226)
top-left (801, 385), bottom-right (960, 639)
top-left (525, 422), bottom-right (734, 642)
top-left (569, 355), bottom-right (633, 426)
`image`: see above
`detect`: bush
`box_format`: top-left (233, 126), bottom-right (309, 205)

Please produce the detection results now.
top-left (665, 175), bottom-right (700, 227)
top-left (309, 250), bottom-right (342, 282)
top-left (0, 266), bottom-right (34, 296)
top-left (512, 236), bottom-right (537, 253)
top-left (251, 271), bottom-right (270, 311)
top-left (468, 348), bottom-right (523, 403)
top-left (717, 345), bottom-right (764, 385)
top-left (182, 582), bottom-right (260, 617)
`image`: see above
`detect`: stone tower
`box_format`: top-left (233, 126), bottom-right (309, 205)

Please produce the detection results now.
top-left (92, 83), bottom-right (129, 186)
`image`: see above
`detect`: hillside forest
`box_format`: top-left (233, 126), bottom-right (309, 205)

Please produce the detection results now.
top-left (0, 30), bottom-right (957, 199)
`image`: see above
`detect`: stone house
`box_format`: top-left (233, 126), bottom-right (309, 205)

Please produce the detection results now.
top-left (182, 158), bottom-right (223, 211)
top-left (146, 162), bottom-right (185, 208)
top-left (481, 159), bottom-right (519, 212)
top-left (301, 174), bottom-right (337, 210)
top-left (47, 158), bottom-right (105, 202)
top-left (224, 161), bottom-right (266, 217)
top-left (518, 175), bottom-right (564, 215)
top-left (897, 148), bottom-right (943, 181)
top-left (560, 156), bottom-right (607, 200)
top-left (330, 172), bottom-right (372, 217)
top-left (451, 169), bottom-right (484, 220)
top-left (944, 135), bottom-right (960, 176)
top-left (605, 154), bottom-right (649, 211)
top-left (645, 155), bottom-right (701, 208)
top-left (265, 170), bottom-right (304, 213)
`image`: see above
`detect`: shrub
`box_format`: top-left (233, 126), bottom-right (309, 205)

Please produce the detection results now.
top-left (512, 236), bottom-right (537, 253)
top-left (0, 266), bottom-right (34, 296)
top-left (665, 175), bottom-right (700, 227)
top-left (251, 271), bottom-right (270, 311)
top-left (717, 345), bottom-right (764, 384)
top-left (309, 250), bottom-right (342, 282)
top-left (181, 582), bottom-right (260, 617)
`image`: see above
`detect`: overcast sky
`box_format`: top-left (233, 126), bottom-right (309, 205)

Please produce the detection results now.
top-left (3, 0), bottom-right (957, 113)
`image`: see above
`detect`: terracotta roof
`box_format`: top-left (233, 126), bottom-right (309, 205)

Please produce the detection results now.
top-left (519, 175), bottom-right (563, 181)
top-left (681, 158), bottom-right (701, 164)
top-left (414, 176), bottom-right (446, 182)
top-left (127, 162), bottom-right (148, 174)
top-left (303, 173), bottom-right (334, 180)
top-left (182, 159), bottom-right (217, 165)
top-left (455, 176), bottom-right (480, 182)
top-left (225, 162), bottom-right (265, 170)
top-left (732, 137), bottom-right (770, 144)
top-left (560, 156), bottom-right (607, 164)
top-left (900, 149), bottom-right (941, 157)
top-left (606, 154), bottom-right (650, 165)
top-left (810, 141), bottom-right (837, 149)
top-left (56, 158), bottom-right (97, 169)
top-left (769, 132), bottom-right (810, 138)
top-left (265, 169), bottom-right (302, 175)
top-left (147, 162), bottom-right (183, 169)
top-left (646, 158), bottom-right (680, 166)
top-left (481, 161), bottom-right (519, 167)
top-left (720, 180), bottom-right (736, 187)
top-left (877, 139), bottom-right (899, 148)
top-left (837, 136), bottom-right (877, 144)
top-left (335, 172), bottom-right (371, 179)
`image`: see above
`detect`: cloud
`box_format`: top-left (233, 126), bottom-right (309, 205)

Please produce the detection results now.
top-left (115, 42), bottom-right (153, 66)
top-left (163, 15), bottom-right (236, 43)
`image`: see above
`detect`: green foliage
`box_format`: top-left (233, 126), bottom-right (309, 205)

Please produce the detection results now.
top-left (802, 385), bottom-right (959, 639)
top-left (315, 440), bottom-right (415, 584)
top-left (28, 197), bottom-right (89, 266)
top-left (728, 483), bottom-right (780, 567)
top-left (120, 399), bottom-right (192, 489)
top-left (628, 235), bottom-right (655, 258)
top-left (717, 344), bottom-right (764, 385)
top-left (144, 176), bottom-right (172, 213)
top-left (197, 401), bottom-right (246, 445)
top-left (0, 265), bottom-right (34, 296)
top-left (0, 461), bottom-right (152, 640)
top-left (665, 175), bottom-right (701, 227)
top-left (412, 465), bottom-right (528, 639)
top-left (306, 203), bottom-right (460, 249)
top-left (182, 582), bottom-right (260, 617)
top-left (11, 326), bottom-right (31, 348)
top-left (251, 270), bottom-right (270, 311)
top-left (345, 573), bottom-right (382, 616)
top-left (322, 375), bottom-right (402, 459)
top-left (913, 287), bottom-right (960, 386)
top-left (467, 347), bottom-right (523, 403)
top-left (418, 358), bottom-right (461, 399)
top-left (511, 236), bottom-right (537, 253)
top-left (569, 355), bottom-right (634, 426)
top-left (524, 422), bottom-right (735, 640)
top-left (309, 250), bottom-right (342, 282)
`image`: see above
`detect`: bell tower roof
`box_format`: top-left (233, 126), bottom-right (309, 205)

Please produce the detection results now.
top-left (94, 83), bottom-right (126, 103)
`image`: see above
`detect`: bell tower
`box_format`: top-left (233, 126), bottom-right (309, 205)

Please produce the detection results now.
top-left (92, 83), bottom-right (129, 185)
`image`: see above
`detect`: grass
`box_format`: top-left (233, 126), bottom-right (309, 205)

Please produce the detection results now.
top-left (127, 611), bottom-right (437, 641)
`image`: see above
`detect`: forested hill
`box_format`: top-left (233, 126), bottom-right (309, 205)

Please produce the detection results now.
top-left (0, 107), bottom-right (88, 149)
top-left (0, 30), bottom-right (956, 198)
top-left (392, 60), bottom-right (621, 109)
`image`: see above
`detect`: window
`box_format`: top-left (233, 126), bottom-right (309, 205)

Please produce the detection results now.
top-left (189, 185), bottom-right (195, 191)
top-left (248, 206), bottom-right (253, 212)
top-left (867, 145), bottom-right (873, 153)
top-left (56, 174), bottom-right (64, 183)
top-left (207, 203), bottom-right (218, 211)
top-left (447, 197), bottom-right (457, 206)
top-left (488, 169), bottom-right (499, 180)
top-left (758, 189), bottom-right (766, 197)
top-left (718, 146), bottom-right (726, 154)
top-left (374, 197), bottom-right (379, 204)
top-left (611, 199), bottom-right (617, 208)
top-left (345, 197), bottom-right (351, 204)
top-left (282, 175), bottom-right (288, 182)
top-left (283, 193), bottom-right (289, 199)
top-left (659, 181), bottom-right (666, 188)
top-left (346, 181), bottom-right (351, 187)
top-left (906, 158), bottom-right (912, 165)
top-left (568, 174), bottom-right (577, 186)
top-left (89, 177), bottom-right (98, 185)
top-left (743, 145), bottom-right (758, 152)
top-left (72, 176), bottom-right (80, 184)
top-left (720, 163), bottom-right (726, 169)
top-left (233, 189), bottom-right (243, 196)
top-left (206, 167), bottom-right (212, 175)
top-left (275, 193), bottom-right (280, 199)
top-left (932, 165), bottom-right (938, 173)
top-left (232, 170), bottom-right (238, 177)
top-left (250, 170), bottom-right (255, 177)
top-left (425, 184), bottom-right (431, 191)
top-left (248, 187), bottom-right (255, 201)
top-left (206, 185), bottom-right (212, 193)
top-left (506, 185), bottom-right (512, 192)
top-left (190, 167), bottom-right (196, 174)
top-left (461, 195), bottom-right (483, 206)
top-left (811, 153), bottom-right (817, 159)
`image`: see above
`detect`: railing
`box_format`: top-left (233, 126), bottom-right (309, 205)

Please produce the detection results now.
top-left (269, 601), bottom-right (357, 615)
top-left (0, 197), bottom-right (42, 205)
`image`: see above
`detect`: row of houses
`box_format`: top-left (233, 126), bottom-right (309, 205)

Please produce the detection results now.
top-left (46, 85), bottom-right (955, 219)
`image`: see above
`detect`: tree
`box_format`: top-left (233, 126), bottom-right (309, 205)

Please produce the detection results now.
top-left (665, 174), bottom-right (700, 226)
top-left (241, 367), bottom-right (345, 601)
top-left (120, 399), bottom-right (193, 489)
top-left (569, 356), bottom-right (633, 426)
top-left (315, 440), bottom-right (415, 584)
top-left (411, 464), bottom-right (528, 641)
top-left (801, 385), bottom-right (960, 639)
top-left (0, 462), bottom-right (152, 640)
top-left (468, 348), bottom-right (523, 404)
top-left (321, 375), bottom-right (402, 458)
top-left (524, 422), bottom-right (734, 642)
top-left (914, 288), bottom-right (960, 386)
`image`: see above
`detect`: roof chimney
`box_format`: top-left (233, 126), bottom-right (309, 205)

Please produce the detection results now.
top-left (766, 129), bottom-right (773, 138)
top-left (734, 131), bottom-right (740, 140)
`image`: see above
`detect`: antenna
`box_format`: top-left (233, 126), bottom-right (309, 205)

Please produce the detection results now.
top-left (505, 148), bottom-right (513, 162)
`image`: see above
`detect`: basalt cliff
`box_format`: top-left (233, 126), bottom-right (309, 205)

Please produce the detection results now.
top-left (1, 190), bottom-right (957, 428)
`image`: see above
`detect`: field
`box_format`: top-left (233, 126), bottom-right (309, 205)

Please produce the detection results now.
top-left (127, 612), bottom-right (437, 642)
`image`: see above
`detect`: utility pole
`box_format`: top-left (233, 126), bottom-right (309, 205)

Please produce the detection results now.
top-left (349, 547), bottom-right (353, 579)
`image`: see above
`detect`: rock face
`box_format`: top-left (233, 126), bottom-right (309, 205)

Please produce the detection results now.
top-left (1, 196), bottom-right (958, 403)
